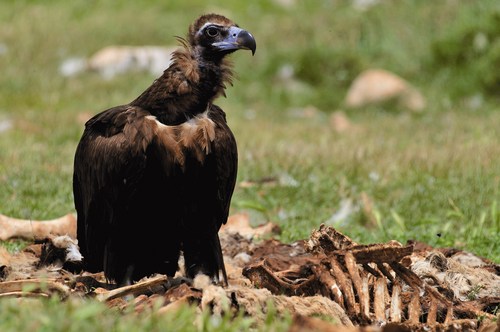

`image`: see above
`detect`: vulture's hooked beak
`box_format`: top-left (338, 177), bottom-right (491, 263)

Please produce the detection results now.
top-left (213, 26), bottom-right (256, 55)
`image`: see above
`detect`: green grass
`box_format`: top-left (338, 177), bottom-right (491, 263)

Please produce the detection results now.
top-left (1, 0), bottom-right (499, 330)
top-left (0, 296), bottom-right (290, 332)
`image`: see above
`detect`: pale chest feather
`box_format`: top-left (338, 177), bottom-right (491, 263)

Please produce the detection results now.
top-left (146, 110), bottom-right (217, 168)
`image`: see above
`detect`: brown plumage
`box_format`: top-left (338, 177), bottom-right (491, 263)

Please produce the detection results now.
top-left (73, 14), bottom-right (256, 285)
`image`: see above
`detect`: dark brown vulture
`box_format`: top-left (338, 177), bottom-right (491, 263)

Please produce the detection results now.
top-left (73, 14), bottom-right (256, 286)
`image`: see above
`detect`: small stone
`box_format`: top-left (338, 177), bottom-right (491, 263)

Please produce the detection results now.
top-left (345, 69), bottom-right (426, 112)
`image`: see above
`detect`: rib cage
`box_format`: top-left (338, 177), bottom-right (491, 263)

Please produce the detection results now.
top-left (243, 224), bottom-right (499, 330)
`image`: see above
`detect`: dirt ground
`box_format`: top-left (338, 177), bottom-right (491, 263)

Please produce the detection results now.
top-left (1, 213), bottom-right (499, 331)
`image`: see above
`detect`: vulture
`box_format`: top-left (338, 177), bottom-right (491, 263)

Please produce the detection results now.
top-left (73, 14), bottom-right (256, 286)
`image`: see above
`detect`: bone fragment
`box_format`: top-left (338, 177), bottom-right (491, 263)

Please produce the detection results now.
top-left (0, 213), bottom-right (76, 240)
top-left (329, 257), bottom-right (357, 315)
top-left (0, 278), bottom-right (70, 298)
top-left (373, 277), bottom-right (386, 322)
top-left (345, 252), bottom-right (370, 321)
top-left (96, 275), bottom-right (168, 302)
top-left (390, 282), bottom-right (402, 323)
top-left (408, 290), bottom-right (421, 324)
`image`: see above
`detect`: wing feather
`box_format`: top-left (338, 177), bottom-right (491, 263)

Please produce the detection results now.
top-left (73, 106), bottom-right (168, 271)
top-left (210, 104), bottom-right (238, 227)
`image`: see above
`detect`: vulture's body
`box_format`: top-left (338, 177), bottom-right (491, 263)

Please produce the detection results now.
top-left (73, 14), bottom-right (255, 285)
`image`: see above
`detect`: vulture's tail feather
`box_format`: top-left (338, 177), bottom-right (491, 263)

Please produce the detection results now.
top-left (183, 229), bottom-right (228, 286)
top-left (214, 232), bottom-right (228, 286)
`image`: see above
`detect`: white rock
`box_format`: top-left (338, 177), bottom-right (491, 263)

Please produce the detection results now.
top-left (329, 111), bottom-right (353, 133)
top-left (272, 0), bottom-right (296, 8)
top-left (0, 119), bottom-right (13, 133)
top-left (352, 0), bottom-right (380, 11)
top-left (60, 45), bottom-right (177, 79)
top-left (345, 69), bottom-right (426, 112)
top-left (325, 199), bottom-right (358, 226)
top-left (88, 45), bottom-right (176, 79)
top-left (59, 57), bottom-right (87, 77)
top-left (0, 43), bottom-right (8, 55)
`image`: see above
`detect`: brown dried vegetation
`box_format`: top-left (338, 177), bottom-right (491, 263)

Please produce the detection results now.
top-left (0, 215), bottom-right (498, 331)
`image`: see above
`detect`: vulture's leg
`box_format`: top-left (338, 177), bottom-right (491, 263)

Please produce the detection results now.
top-left (183, 228), bottom-right (227, 285)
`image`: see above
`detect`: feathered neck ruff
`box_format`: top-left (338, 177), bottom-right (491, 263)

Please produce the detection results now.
top-left (130, 38), bottom-right (234, 125)
top-left (173, 36), bottom-right (235, 99)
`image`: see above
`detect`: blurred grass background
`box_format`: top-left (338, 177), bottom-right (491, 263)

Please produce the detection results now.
top-left (1, 0), bottom-right (499, 258)
top-left (0, 0), bottom-right (499, 329)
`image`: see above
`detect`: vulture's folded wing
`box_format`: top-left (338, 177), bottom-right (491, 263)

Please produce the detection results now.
top-left (210, 105), bottom-right (238, 228)
top-left (73, 105), bottom-right (180, 271)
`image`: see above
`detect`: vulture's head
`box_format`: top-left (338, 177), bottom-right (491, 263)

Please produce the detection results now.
top-left (188, 14), bottom-right (256, 59)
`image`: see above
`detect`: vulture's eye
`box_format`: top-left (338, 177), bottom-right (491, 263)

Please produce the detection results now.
top-left (205, 26), bottom-right (219, 38)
